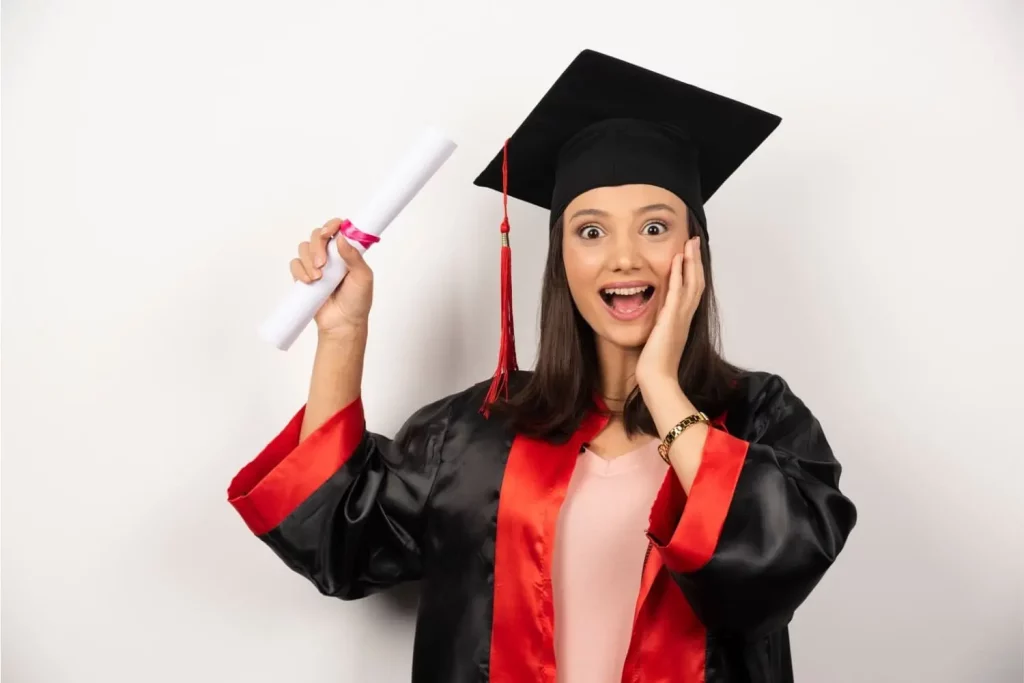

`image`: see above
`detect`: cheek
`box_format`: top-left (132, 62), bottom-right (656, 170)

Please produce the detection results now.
top-left (649, 253), bottom-right (677, 289)
top-left (562, 245), bottom-right (601, 300)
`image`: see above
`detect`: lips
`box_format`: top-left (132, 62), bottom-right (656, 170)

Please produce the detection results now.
top-left (599, 282), bottom-right (656, 321)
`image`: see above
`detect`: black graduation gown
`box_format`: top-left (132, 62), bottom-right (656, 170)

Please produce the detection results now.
top-left (227, 369), bottom-right (857, 682)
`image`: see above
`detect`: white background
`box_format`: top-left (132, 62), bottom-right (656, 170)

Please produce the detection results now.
top-left (3, 1), bottom-right (1022, 681)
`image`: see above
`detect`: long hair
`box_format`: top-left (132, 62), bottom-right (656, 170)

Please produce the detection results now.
top-left (489, 211), bottom-right (745, 442)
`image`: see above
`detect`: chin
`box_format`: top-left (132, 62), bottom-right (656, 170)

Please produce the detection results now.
top-left (593, 322), bottom-right (653, 351)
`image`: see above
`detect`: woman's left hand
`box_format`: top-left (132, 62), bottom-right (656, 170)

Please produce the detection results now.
top-left (635, 235), bottom-right (705, 394)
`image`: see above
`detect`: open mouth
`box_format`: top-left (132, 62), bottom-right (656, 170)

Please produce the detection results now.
top-left (599, 284), bottom-right (655, 319)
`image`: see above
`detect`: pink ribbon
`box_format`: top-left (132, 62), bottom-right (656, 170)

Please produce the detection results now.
top-left (339, 219), bottom-right (380, 249)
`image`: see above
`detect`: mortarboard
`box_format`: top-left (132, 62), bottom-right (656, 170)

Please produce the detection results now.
top-left (474, 48), bottom-right (782, 412)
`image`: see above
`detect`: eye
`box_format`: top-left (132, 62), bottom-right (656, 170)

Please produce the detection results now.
top-left (578, 224), bottom-right (605, 240)
top-left (642, 221), bottom-right (668, 236)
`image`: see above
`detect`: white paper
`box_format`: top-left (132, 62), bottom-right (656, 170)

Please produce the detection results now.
top-left (258, 127), bottom-right (457, 350)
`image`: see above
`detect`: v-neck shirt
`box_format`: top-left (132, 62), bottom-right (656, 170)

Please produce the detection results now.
top-left (551, 438), bottom-right (670, 683)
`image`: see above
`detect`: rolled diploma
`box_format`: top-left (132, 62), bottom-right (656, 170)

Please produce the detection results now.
top-left (258, 127), bottom-right (457, 350)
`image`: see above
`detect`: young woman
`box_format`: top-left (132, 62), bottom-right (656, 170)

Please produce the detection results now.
top-left (228, 50), bottom-right (857, 683)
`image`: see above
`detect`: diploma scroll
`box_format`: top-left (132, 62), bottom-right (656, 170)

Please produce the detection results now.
top-left (259, 127), bottom-right (458, 350)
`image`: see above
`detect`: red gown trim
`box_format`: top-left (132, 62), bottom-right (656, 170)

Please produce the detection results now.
top-left (227, 398), bottom-right (366, 536)
top-left (647, 417), bottom-right (748, 574)
top-left (624, 562), bottom-right (709, 682)
top-left (489, 409), bottom-right (608, 682)
top-left (619, 414), bottom-right (731, 682)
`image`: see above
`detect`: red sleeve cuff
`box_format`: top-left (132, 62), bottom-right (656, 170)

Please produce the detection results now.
top-left (647, 426), bottom-right (749, 574)
top-left (227, 397), bottom-right (366, 536)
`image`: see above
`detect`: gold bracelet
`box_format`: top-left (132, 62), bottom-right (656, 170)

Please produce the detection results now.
top-left (658, 412), bottom-right (710, 463)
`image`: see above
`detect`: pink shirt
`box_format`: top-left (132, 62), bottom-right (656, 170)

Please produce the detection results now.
top-left (551, 438), bottom-right (669, 683)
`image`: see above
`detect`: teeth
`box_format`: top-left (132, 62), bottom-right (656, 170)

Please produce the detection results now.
top-left (602, 286), bottom-right (649, 295)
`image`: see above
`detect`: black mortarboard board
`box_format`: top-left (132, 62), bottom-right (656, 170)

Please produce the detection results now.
top-left (475, 49), bottom-right (781, 413)
top-left (473, 48), bottom-right (782, 235)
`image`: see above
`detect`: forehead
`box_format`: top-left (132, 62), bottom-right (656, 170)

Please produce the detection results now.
top-left (564, 184), bottom-right (688, 217)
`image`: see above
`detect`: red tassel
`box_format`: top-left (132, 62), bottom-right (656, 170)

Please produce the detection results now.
top-left (481, 139), bottom-right (518, 416)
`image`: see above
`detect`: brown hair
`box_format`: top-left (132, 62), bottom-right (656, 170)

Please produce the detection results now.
top-left (489, 211), bottom-right (744, 442)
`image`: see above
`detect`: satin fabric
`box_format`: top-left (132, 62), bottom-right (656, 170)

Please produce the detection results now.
top-left (227, 370), bottom-right (857, 683)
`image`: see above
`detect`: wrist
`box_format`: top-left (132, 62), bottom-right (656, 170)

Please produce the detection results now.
top-left (318, 323), bottom-right (368, 347)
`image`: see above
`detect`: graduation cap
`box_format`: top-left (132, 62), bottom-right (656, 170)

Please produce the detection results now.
top-left (474, 48), bottom-right (781, 412)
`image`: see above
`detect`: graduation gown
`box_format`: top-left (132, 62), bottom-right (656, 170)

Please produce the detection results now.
top-left (227, 369), bottom-right (857, 682)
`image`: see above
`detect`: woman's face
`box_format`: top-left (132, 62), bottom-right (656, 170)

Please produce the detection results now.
top-left (562, 184), bottom-right (692, 351)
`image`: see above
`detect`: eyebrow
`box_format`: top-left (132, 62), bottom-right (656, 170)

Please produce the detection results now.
top-left (637, 203), bottom-right (678, 216)
top-left (568, 203), bottom-right (678, 222)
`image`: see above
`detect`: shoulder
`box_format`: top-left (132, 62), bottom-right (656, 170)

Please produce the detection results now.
top-left (418, 370), bottom-right (535, 417)
top-left (729, 369), bottom-right (798, 405)
top-left (396, 371), bottom-right (535, 439)
top-left (721, 369), bottom-right (821, 441)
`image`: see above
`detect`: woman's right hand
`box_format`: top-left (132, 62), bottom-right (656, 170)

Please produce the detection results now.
top-left (290, 218), bottom-right (374, 339)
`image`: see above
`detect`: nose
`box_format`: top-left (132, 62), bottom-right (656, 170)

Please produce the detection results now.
top-left (608, 232), bottom-right (642, 273)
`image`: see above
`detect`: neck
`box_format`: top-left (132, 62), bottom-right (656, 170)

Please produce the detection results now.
top-left (594, 336), bottom-right (640, 414)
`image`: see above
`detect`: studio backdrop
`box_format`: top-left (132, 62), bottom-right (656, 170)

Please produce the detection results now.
top-left (2, 1), bottom-right (1021, 681)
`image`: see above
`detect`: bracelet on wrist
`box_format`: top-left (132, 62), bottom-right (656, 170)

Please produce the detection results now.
top-left (658, 412), bottom-right (710, 463)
